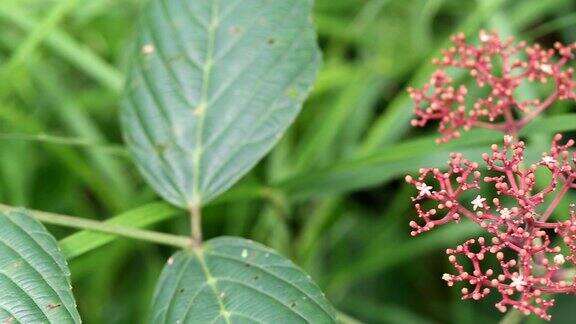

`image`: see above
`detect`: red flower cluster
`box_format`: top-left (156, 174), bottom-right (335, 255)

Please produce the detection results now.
top-left (408, 31), bottom-right (576, 143)
top-left (407, 135), bottom-right (575, 319)
top-left (406, 31), bottom-right (576, 320)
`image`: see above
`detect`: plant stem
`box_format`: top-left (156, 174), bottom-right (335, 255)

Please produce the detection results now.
top-left (0, 132), bottom-right (127, 156)
top-left (517, 91), bottom-right (559, 129)
top-left (541, 176), bottom-right (573, 222)
top-left (474, 120), bottom-right (505, 131)
top-left (503, 108), bottom-right (519, 140)
top-left (0, 204), bottom-right (191, 248)
top-left (190, 203), bottom-right (203, 247)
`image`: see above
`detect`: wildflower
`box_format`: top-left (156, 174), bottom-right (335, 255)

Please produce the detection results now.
top-left (541, 155), bottom-right (556, 165)
top-left (406, 135), bottom-right (576, 320)
top-left (416, 182), bottom-right (433, 197)
top-left (499, 208), bottom-right (511, 220)
top-left (407, 31), bottom-right (576, 143)
top-left (509, 275), bottom-right (526, 291)
top-left (554, 254), bottom-right (565, 265)
top-left (406, 30), bottom-right (576, 321)
top-left (471, 195), bottom-right (486, 211)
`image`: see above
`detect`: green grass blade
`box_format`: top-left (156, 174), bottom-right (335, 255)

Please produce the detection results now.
top-left (59, 202), bottom-right (179, 259)
top-left (0, 0), bottom-right (77, 81)
top-left (0, 5), bottom-right (123, 93)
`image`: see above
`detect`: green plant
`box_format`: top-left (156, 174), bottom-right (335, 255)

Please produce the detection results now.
top-left (3, 0), bottom-right (576, 323)
top-left (0, 0), bottom-right (341, 322)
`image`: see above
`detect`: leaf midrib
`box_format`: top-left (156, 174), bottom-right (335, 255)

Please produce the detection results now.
top-left (200, 1), bottom-right (313, 196)
top-left (206, 250), bottom-right (333, 319)
top-left (194, 248), bottom-right (232, 324)
top-left (191, 0), bottom-right (220, 206)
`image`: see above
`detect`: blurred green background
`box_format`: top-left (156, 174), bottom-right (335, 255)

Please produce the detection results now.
top-left (1, 0), bottom-right (576, 323)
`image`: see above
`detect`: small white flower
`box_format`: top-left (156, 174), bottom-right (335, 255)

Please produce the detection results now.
top-left (541, 155), bottom-right (556, 165)
top-left (509, 275), bottom-right (526, 291)
top-left (442, 273), bottom-right (452, 281)
top-left (479, 31), bottom-right (490, 42)
top-left (554, 254), bottom-right (565, 265)
top-left (540, 64), bottom-right (553, 74)
top-left (500, 208), bottom-right (511, 220)
top-left (416, 182), bottom-right (433, 197)
top-left (471, 195), bottom-right (486, 211)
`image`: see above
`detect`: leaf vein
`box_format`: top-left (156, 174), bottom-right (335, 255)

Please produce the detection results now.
top-left (206, 251), bottom-right (334, 319)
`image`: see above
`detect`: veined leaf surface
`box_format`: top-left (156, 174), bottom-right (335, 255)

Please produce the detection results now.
top-left (0, 210), bottom-right (80, 324)
top-left (151, 237), bottom-right (336, 323)
top-left (121, 0), bottom-right (321, 207)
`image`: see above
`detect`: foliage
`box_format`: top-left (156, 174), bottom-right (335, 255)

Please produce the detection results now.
top-left (0, 0), bottom-right (575, 323)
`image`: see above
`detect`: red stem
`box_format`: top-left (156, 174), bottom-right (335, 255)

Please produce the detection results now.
top-left (516, 91), bottom-right (559, 129)
top-left (541, 176), bottom-right (574, 222)
top-left (458, 206), bottom-right (480, 222)
top-left (474, 121), bottom-right (505, 131)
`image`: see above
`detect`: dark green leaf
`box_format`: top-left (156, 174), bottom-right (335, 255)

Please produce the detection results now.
top-left (0, 210), bottom-right (80, 324)
top-left (121, 0), bottom-right (321, 208)
top-left (151, 237), bottom-right (336, 323)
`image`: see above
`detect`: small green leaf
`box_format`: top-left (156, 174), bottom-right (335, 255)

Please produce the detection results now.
top-left (121, 0), bottom-right (321, 208)
top-left (0, 210), bottom-right (80, 324)
top-left (151, 237), bottom-right (337, 323)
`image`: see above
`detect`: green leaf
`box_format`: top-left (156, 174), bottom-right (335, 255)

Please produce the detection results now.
top-left (0, 4), bottom-right (123, 93)
top-left (151, 237), bottom-right (337, 323)
top-left (0, 210), bottom-right (80, 323)
top-left (121, 0), bottom-right (321, 208)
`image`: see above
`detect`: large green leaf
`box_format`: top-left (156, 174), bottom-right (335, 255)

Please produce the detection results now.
top-left (121, 0), bottom-right (321, 208)
top-left (0, 210), bottom-right (80, 323)
top-left (151, 237), bottom-right (336, 323)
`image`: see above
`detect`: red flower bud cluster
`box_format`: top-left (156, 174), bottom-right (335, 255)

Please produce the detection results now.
top-left (407, 135), bottom-right (576, 319)
top-left (406, 31), bottom-right (576, 320)
top-left (408, 31), bottom-right (576, 143)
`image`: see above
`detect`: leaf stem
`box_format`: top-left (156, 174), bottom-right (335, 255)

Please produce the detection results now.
top-left (190, 203), bottom-right (203, 247)
top-left (0, 204), bottom-right (191, 248)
